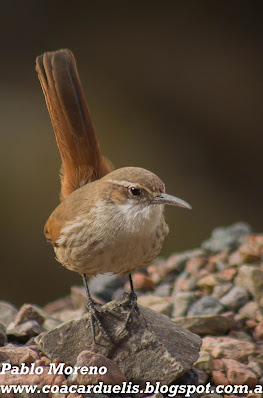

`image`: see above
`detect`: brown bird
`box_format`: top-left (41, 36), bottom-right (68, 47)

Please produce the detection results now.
top-left (36, 49), bottom-right (191, 339)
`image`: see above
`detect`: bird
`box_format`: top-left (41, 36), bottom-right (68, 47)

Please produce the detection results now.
top-left (36, 49), bottom-right (191, 340)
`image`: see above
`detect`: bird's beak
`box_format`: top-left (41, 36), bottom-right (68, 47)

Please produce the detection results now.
top-left (152, 193), bottom-right (192, 209)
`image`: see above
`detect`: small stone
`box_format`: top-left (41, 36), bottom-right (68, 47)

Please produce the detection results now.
top-left (75, 350), bottom-right (127, 385)
top-left (173, 314), bottom-right (231, 336)
top-left (235, 265), bottom-right (263, 302)
top-left (89, 273), bottom-right (125, 302)
top-left (212, 370), bottom-right (228, 386)
top-left (14, 304), bottom-right (45, 326)
top-left (239, 301), bottom-right (263, 321)
top-left (0, 301), bottom-right (18, 328)
top-left (219, 286), bottom-right (249, 310)
top-left (124, 273), bottom-right (154, 291)
top-left (171, 292), bottom-right (196, 317)
top-left (223, 358), bottom-right (258, 388)
top-left (194, 350), bottom-right (213, 372)
top-left (201, 336), bottom-right (255, 361)
top-left (228, 250), bottom-right (242, 266)
top-left (246, 319), bottom-right (258, 329)
top-left (137, 294), bottom-right (172, 316)
top-left (197, 275), bottom-right (219, 288)
top-left (247, 361), bottom-right (263, 378)
top-left (53, 308), bottom-right (85, 323)
top-left (7, 320), bottom-right (42, 342)
top-left (212, 283), bottom-right (232, 299)
top-left (174, 275), bottom-right (198, 292)
top-left (0, 324), bottom-right (7, 346)
top-left (185, 256), bottom-right (207, 275)
top-left (228, 330), bottom-right (253, 342)
top-left (71, 286), bottom-right (87, 309)
top-left (154, 283), bottom-right (171, 296)
top-left (201, 223), bottom-right (251, 252)
top-left (217, 268), bottom-right (237, 282)
top-left (188, 296), bottom-right (224, 316)
top-left (43, 296), bottom-right (73, 315)
top-left (253, 320), bottom-right (263, 340)
top-left (195, 368), bottom-right (209, 384)
top-left (213, 359), bottom-right (224, 371)
top-left (0, 343), bottom-right (39, 365)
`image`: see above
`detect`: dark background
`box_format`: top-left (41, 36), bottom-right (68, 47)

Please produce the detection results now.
top-left (1, 2), bottom-right (262, 306)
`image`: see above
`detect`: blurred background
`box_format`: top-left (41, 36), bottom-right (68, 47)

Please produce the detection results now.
top-left (1, 2), bottom-right (262, 306)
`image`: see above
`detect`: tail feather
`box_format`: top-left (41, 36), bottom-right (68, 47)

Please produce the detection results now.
top-left (36, 49), bottom-right (112, 200)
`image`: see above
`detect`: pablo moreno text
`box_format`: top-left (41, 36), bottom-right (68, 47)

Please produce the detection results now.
top-left (0, 362), bottom-right (107, 376)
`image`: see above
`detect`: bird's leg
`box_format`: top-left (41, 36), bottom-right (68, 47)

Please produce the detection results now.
top-left (118, 274), bottom-right (140, 336)
top-left (82, 274), bottom-right (112, 342)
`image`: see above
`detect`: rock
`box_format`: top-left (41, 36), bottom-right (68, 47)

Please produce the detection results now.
top-left (197, 275), bottom-right (219, 288)
top-left (195, 368), bottom-right (209, 384)
top-left (185, 256), bottom-right (207, 276)
top-left (213, 359), bottom-right (224, 371)
top-left (201, 336), bottom-right (255, 361)
top-left (247, 361), bottom-right (263, 378)
top-left (0, 301), bottom-right (18, 328)
top-left (0, 343), bottom-right (38, 364)
top-left (53, 308), bottom-right (85, 323)
top-left (219, 286), bottom-right (249, 310)
top-left (228, 330), bottom-right (253, 342)
top-left (174, 275), bottom-right (198, 292)
top-left (239, 301), bottom-right (263, 321)
top-left (253, 320), bottom-right (263, 341)
top-left (0, 323), bottom-right (7, 346)
top-left (173, 314), bottom-right (231, 336)
top-left (235, 265), bottom-right (263, 302)
top-left (201, 223), bottom-right (251, 252)
top-left (212, 370), bottom-right (228, 386)
top-left (212, 283), bottom-right (232, 299)
top-left (43, 296), bottom-right (73, 315)
top-left (35, 297), bottom-right (202, 388)
top-left (216, 267), bottom-right (237, 282)
top-left (89, 273), bottom-right (125, 302)
top-left (223, 358), bottom-right (258, 388)
top-left (171, 292), bottom-right (196, 317)
top-left (154, 283), bottom-right (171, 296)
top-left (14, 304), bottom-right (46, 326)
top-left (137, 294), bottom-right (172, 316)
top-left (43, 317), bottom-right (62, 331)
top-left (188, 296), bottom-right (224, 316)
top-left (71, 286), bottom-right (88, 309)
top-left (7, 320), bottom-right (42, 342)
top-left (124, 273), bottom-right (154, 291)
top-left (194, 350), bottom-right (213, 372)
top-left (72, 350), bottom-right (127, 385)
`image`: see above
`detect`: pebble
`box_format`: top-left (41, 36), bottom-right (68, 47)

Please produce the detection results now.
top-left (219, 286), bottom-right (249, 310)
top-left (201, 336), bottom-right (255, 361)
top-left (171, 291), bottom-right (196, 317)
top-left (173, 314), bottom-right (231, 336)
top-left (253, 320), bottom-right (263, 341)
top-left (0, 301), bottom-right (18, 328)
top-left (223, 358), bottom-right (258, 388)
top-left (137, 294), bottom-right (173, 316)
top-left (124, 273), bottom-right (154, 291)
top-left (235, 265), bottom-right (263, 302)
top-left (212, 283), bottom-right (232, 299)
top-left (0, 324), bottom-right (7, 346)
top-left (187, 296), bottom-right (224, 316)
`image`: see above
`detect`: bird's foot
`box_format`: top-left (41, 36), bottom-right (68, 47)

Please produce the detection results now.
top-left (86, 298), bottom-right (113, 344)
top-left (118, 291), bottom-right (140, 336)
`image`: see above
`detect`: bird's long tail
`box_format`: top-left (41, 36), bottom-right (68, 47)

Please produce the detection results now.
top-left (36, 49), bottom-right (113, 200)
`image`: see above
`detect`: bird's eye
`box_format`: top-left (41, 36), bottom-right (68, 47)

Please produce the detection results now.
top-left (130, 187), bottom-right (141, 196)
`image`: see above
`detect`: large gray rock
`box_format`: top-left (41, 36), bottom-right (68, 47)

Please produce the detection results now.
top-left (35, 296), bottom-right (202, 388)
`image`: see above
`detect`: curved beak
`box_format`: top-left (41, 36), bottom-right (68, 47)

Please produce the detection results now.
top-left (152, 193), bottom-right (192, 209)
